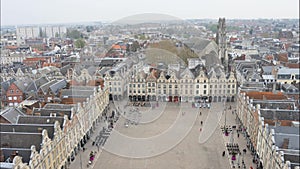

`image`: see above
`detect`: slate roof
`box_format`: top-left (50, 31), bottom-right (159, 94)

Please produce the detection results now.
top-left (60, 64), bottom-right (72, 76)
top-left (0, 123), bottom-right (55, 139)
top-left (260, 109), bottom-right (300, 121)
top-left (13, 78), bottom-right (34, 92)
top-left (43, 103), bottom-right (76, 110)
top-left (49, 79), bottom-right (67, 95)
top-left (262, 66), bottom-right (274, 75)
top-left (0, 108), bottom-right (26, 124)
top-left (271, 126), bottom-right (300, 150)
top-left (32, 108), bottom-right (72, 120)
top-left (1, 148), bottom-right (32, 164)
top-left (69, 86), bottom-right (96, 91)
top-left (17, 116), bottom-right (64, 128)
top-left (201, 50), bottom-right (220, 70)
top-left (60, 89), bottom-right (95, 98)
top-left (277, 67), bottom-right (299, 75)
top-left (0, 79), bottom-right (16, 92)
top-left (39, 80), bottom-right (58, 94)
top-left (0, 132), bottom-right (42, 152)
top-left (183, 38), bottom-right (211, 51)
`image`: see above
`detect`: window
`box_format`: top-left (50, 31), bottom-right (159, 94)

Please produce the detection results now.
top-left (232, 90), bottom-right (235, 93)
top-left (16, 90), bottom-right (19, 93)
top-left (152, 83), bottom-right (155, 87)
top-left (169, 85), bottom-right (172, 88)
top-left (129, 84), bottom-right (132, 87)
top-left (185, 90), bottom-right (188, 94)
top-left (196, 85), bottom-right (199, 88)
top-left (8, 97), bottom-right (12, 100)
top-left (148, 83), bottom-right (151, 87)
top-left (163, 90), bottom-right (166, 94)
top-left (148, 89), bottom-right (151, 93)
top-left (196, 90), bottom-right (199, 94)
top-left (204, 85), bottom-right (207, 88)
top-left (158, 84), bottom-right (161, 88)
top-left (232, 84), bottom-right (235, 88)
top-left (204, 80), bottom-right (206, 83)
top-left (10, 89), bottom-right (14, 93)
top-left (204, 90), bottom-right (207, 94)
top-left (228, 85), bottom-right (230, 88)
top-left (175, 85), bottom-right (178, 88)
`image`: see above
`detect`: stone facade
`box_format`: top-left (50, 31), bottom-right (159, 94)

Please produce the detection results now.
top-left (3, 86), bottom-right (109, 169)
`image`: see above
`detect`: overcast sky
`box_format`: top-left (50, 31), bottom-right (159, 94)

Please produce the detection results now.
top-left (1, 0), bottom-right (299, 26)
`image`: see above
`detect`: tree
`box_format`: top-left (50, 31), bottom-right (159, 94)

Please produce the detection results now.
top-left (66, 29), bottom-right (82, 39)
top-left (74, 39), bottom-right (86, 48)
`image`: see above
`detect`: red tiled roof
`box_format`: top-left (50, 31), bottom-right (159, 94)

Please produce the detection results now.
top-left (243, 91), bottom-right (287, 100)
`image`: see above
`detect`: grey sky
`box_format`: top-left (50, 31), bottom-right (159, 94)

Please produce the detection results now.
top-left (1, 0), bottom-right (299, 26)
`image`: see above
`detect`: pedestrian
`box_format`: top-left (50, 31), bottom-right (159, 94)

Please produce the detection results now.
top-left (237, 133), bottom-right (240, 138)
top-left (200, 121), bottom-right (203, 125)
top-left (199, 128), bottom-right (202, 132)
top-left (199, 112), bottom-right (202, 116)
top-left (222, 151), bottom-right (225, 156)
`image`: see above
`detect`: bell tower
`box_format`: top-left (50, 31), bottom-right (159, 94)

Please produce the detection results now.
top-left (216, 18), bottom-right (228, 71)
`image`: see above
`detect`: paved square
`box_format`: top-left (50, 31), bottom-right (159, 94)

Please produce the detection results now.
top-left (94, 102), bottom-right (231, 169)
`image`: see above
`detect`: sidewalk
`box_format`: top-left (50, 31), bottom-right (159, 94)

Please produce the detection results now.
top-left (69, 102), bottom-right (118, 169)
top-left (220, 103), bottom-right (257, 169)
top-left (69, 116), bottom-right (108, 169)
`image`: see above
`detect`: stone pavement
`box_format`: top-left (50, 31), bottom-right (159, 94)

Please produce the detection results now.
top-left (103, 102), bottom-right (198, 158)
top-left (114, 100), bottom-right (167, 124)
top-left (219, 102), bottom-right (256, 169)
top-left (69, 102), bottom-right (115, 169)
top-left (68, 119), bottom-right (106, 169)
top-left (70, 101), bottom-right (256, 169)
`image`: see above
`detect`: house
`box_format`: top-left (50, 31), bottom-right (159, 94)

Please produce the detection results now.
top-left (6, 78), bottom-right (33, 107)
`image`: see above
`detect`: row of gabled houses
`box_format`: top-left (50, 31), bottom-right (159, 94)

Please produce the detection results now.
top-left (0, 85), bottom-right (109, 169)
top-left (234, 58), bottom-right (300, 169)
